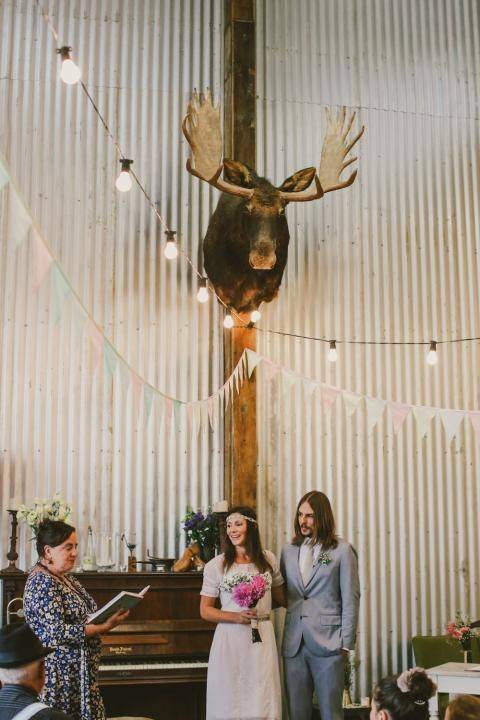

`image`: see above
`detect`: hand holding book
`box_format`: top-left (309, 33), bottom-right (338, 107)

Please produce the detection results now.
top-left (85, 585), bottom-right (150, 634)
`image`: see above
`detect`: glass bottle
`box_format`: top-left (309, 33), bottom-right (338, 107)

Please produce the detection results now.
top-left (82, 526), bottom-right (97, 571)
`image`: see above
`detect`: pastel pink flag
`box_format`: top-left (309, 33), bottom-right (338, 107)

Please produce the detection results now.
top-left (32, 233), bottom-right (53, 292)
top-left (164, 398), bottom-right (173, 433)
top-left (87, 321), bottom-right (104, 372)
top-left (322, 385), bottom-right (341, 412)
top-left (389, 402), bottom-right (412, 434)
top-left (186, 403), bottom-right (194, 429)
top-left (469, 411), bottom-right (480, 445)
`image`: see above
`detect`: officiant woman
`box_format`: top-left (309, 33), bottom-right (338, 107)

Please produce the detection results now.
top-left (23, 519), bottom-right (128, 720)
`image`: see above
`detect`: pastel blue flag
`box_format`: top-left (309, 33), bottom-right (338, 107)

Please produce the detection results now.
top-left (9, 189), bottom-right (32, 247)
top-left (104, 340), bottom-right (118, 379)
top-left (144, 384), bottom-right (155, 423)
top-left (51, 264), bottom-right (72, 322)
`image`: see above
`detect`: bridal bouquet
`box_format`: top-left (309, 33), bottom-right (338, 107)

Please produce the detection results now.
top-left (220, 571), bottom-right (271, 643)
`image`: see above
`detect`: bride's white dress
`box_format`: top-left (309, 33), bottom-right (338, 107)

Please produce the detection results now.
top-left (201, 551), bottom-right (283, 720)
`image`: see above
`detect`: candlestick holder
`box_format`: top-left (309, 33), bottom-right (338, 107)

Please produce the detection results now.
top-left (1, 509), bottom-right (22, 573)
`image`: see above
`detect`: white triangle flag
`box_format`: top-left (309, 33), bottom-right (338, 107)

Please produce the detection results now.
top-left (263, 360), bottom-right (280, 384)
top-left (440, 409), bottom-right (465, 444)
top-left (207, 397), bottom-right (215, 429)
top-left (388, 401), bottom-right (412, 435)
top-left (412, 406), bottom-right (436, 439)
top-left (246, 349), bottom-right (261, 378)
top-left (343, 390), bottom-right (362, 417)
top-left (281, 369), bottom-right (297, 395)
top-left (304, 380), bottom-right (318, 398)
top-left (365, 397), bottom-right (387, 434)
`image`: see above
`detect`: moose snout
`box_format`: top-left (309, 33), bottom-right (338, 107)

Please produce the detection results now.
top-left (249, 242), bottom-right (277, 270)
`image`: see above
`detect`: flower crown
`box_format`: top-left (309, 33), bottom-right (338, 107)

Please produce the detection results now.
top-left (226, 512), bottom-right (258, 525)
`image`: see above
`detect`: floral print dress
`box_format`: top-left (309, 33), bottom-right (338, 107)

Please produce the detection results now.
top-left (23, 569), bottom-right (105, 720)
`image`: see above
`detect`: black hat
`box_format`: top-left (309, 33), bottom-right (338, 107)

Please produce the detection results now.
top-left (0, 623), bottom-right (53, 668)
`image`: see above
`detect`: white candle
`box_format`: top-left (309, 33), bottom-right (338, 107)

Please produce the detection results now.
top-left (212, 500), bottom-right (228, 512)
top-left (9, 495), bottom-right (21, 511)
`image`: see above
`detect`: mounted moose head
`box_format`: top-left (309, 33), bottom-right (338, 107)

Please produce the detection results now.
top-left (182, 90), bottom-right (364, 318)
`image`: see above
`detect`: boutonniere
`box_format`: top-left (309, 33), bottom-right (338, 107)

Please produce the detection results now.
top-left (316, 550), bottom-right (332, 566)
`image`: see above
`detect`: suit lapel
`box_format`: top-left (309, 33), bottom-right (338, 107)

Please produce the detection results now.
top-left (288, 544), bottom-right (304, 592)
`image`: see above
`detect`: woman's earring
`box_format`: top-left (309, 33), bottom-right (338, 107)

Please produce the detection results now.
top-left (47, 557), bottom-right (53, 565)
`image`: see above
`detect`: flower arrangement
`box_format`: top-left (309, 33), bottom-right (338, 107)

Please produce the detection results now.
top-left (446, 612), bottom-right (477, 663)
top-left (220, 571), bottom-right (271, 643)
top-left (18, 494), bottom-right (73, 535)
top-left (316, 550), bottom-right (332, 566)
top-left (182, 508), bottom-right (219, 557)
top-left (343, 651), bottom-right (360, 706)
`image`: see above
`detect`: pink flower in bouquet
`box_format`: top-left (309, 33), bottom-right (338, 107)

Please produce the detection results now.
top-left (232, 574), bottom-right (267, 608)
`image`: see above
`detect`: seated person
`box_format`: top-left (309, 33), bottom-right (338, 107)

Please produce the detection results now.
top-left (0, 623), bottom-right (73, 720)
top-left (446, 694), bottom-right (480, 719)
top-left (370, 667), bottom-right (437, 719)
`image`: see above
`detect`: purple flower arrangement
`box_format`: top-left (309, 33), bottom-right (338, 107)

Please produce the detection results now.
top-left (182, 508), bottom-right (219, 552)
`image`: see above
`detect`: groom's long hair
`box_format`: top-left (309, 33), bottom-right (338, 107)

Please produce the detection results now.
top-left (292, 491), bottom-right (338, 550)
top-left (222, 506), bottom-right (272, 573)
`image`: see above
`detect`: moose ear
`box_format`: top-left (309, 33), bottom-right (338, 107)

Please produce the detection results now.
top-left (223, 159), bottom-right (255, 188)
top-left (279, 166), bottom-right (316, 193)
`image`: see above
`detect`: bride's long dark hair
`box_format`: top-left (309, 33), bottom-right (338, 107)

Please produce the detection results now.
top-left (222, 506), bottom-right (272, 574)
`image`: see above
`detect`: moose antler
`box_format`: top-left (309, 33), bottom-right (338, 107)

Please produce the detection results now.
top-left (182, 90), bottom-right (253, 199)
top-left (319, 107), bottom-right (365, 193)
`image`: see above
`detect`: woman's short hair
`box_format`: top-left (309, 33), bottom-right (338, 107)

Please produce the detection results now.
top-left (373, 668), bottom-right (436, 720)
top-left (447, 694), bottom-right (480, 720)
top-left (36, 519), bottom-right (76, 557)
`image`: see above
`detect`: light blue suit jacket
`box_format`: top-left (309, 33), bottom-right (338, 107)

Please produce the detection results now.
top-left (280, 538), bottom-right (360, 657)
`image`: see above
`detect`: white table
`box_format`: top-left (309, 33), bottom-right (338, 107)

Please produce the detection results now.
top-left (427, 662), bottom-right (480, 718)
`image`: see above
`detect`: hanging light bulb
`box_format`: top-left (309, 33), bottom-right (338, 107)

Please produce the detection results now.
top-left (250, 310), bottom-right (261, 323)
top-left (197, 277), bottom-right (209, 303)
top-left (115, 158), bottom-right (133, 192)
top-left (164, 230), bottom-right (178, 260)
top-left (327, 340), bottom-right (338, 362)
top-left (56, 46), bottom-right (81, 85)
top-left (426, 340), bottom-right (438, 366)
top-left (223, 309), bottom-right (234, 329)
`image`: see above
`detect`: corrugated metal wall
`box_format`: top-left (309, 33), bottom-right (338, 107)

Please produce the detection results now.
top-left (0, 0), bottom-right (224, 568)
top-left (256, 0), bottom-right (480, 697)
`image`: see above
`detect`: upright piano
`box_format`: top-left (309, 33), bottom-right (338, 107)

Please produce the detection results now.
top-left (0, 570), bottom-right (214, 720)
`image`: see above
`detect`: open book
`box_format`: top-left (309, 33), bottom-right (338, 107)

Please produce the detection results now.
top-left (87, 585), bottom-right (150, 625)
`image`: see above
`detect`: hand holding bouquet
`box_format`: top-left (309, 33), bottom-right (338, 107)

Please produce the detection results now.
top-left (221, 571), bottom-right (271, 643)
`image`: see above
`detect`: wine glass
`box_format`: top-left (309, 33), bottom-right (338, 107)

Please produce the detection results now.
top-left (122, 531), bottom-right (137, 557)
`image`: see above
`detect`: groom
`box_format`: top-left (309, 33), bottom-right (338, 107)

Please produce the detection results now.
top-left (280, 490), bottom-right (360, 720)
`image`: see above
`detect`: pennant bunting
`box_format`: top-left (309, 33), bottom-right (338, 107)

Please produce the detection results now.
top-left (143, 385), bottom-right (155, 423)
top-left (71, 302), bottom-right (89, 341)
top-left (32, 232), bottom-right (54, 292)
top-left (164, 398), bottom-right (173, 434)
top-left (87, 321), bottom-right (104, 372)
top-left (9, 188), bottom-right (32, 247)
top-left (389, 401), bottom-right (411, 434)
top-left (246, 348), bottom-right (261, 378)
top-left (365, 397), bottom-right (387, 434)
top-left (130, 369), bottom-right (143, 414)
top-left (207, 396), bottom-right (215, 429)
top-left (412, 406), bottom-right (436, 439)
top-left (281, 369), bottom-right (297, 395)
top-left (103, 340), bottom-right (118, 379)
top-left (186, 403), bottom-right (194, 431)
top-left (174, 400), bottom-right (183, 432)
top-left (304, 380), bottom-right (318, 398)
top-left (342, 390), bottom-right (362, 417)
top-left (263, 359), bottom-right (280, 384)
top-left (469, 411), bottom-right (480, 445)
top-left (51, 264), bottom-right (72, 323)
top-left (322, 385), bottom-right (341, 412)
top-left (118, 358), bottom-right (131, 392)
top-left (440, 409), bottom-right (465, 444)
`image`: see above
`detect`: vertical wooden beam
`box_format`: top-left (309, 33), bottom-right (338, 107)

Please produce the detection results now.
top-left (223, 0), bottom-right (257, 508)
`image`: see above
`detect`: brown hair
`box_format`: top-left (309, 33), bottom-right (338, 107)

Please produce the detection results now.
top-left (222, 506), bottom-right (272, 574)
top-left (36, 520), bottom-right (76, 558)
top-left (373, 670), bottom-right (436, 720)
top-left (292, 491), bottom-right (338, 550)
top-left (446, 695), bottom-right (480, 720)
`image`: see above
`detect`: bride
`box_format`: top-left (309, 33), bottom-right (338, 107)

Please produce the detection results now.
top-left (200, 506), bottom-right (285, 720)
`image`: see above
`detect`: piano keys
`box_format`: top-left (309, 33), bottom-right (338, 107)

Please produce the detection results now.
top-left (0, 570), bottom-right (214, 720)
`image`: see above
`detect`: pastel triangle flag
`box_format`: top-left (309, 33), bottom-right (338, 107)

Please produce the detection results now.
top-left (238, 352), bottom-right (246, 385)
top-left (103, 340), bottom-right (118, 379)
top-left (207, 397), bottom-right (215, 429)
top-left (304, 380), bottom-right (318, 398)
top-left (219, 385), bottom-right (225, 409)
top-left (440, 409), bottom-right (465, 444)
top-left (118, 359), bottom-right (131, 392)
top-left (322, 385), bottom-right (341, 412)
top-left (0, 158), bottom-right (10, 189)
top-left (87, 321), bottom-right (104, 372)
top-left (281, 370), bottom-right (296, 395)
top-left (143, 385), bottom-right (155, 423)
top-left (412, 406), bottom-right (436, 439)
top-left (71, 302), bottom-right (88, 340)
top-left (469, 411), bottom-right (480, 445)
top-left (186, 403), bottom-right (194, 430)
top-left (164, 398), bottom-right (173, 434)
top-left (174, 400), bottom-right (183, 431)
top-left (233, 365), bottom-right (241, 395)
top-left (9, 188), bottom-right (32, 247)
top-left (365, 396), bottom-right (387, 434)
top-left (246, 348), bottom-right (261, 378)
top-left (190, 403), bottom-right (200, 435)
top-left (130, 369), bottom-right (143, 414)
top-left (263, 360), bottom-right (280, 384)
top-left (389, 401), bottom-right (412, 434)
top-left (51, 264), bottom-right (72, 322)
top-left (200, 402), bottom-right (209, 434)
top-left (32, 232), bottom-right (53, 292)
top-left (343, 390), bottom-right (362, 417)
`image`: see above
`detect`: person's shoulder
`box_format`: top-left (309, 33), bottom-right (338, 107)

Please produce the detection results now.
top-left (204, 553), bottom-right (224, 571)
top-left (25, 568), bottom-right (55, 589)
top-left (335, 538), bottom-right (358, 557)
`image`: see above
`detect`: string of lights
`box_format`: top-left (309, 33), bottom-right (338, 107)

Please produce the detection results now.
top-left (35, 1), bottom-right (480, 368)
